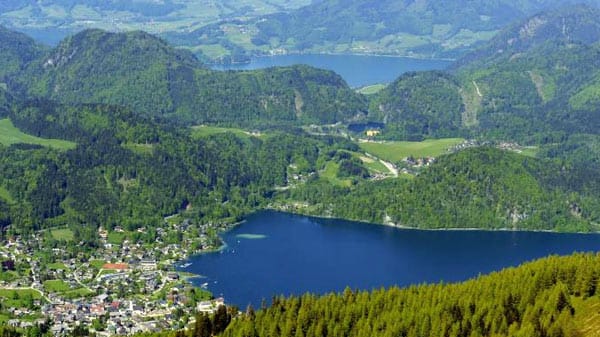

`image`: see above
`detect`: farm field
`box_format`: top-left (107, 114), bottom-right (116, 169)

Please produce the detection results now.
top-left (359, 138), bottom-right (465, 162)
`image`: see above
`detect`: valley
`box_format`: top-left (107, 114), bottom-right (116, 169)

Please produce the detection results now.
top-left (1, 2), bottom-right (600, 336)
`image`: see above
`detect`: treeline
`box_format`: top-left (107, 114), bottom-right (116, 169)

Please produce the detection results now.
top-left (280, 147), bottom-right (600, 232)
top-left (220, 253), bottom-right (600, 337)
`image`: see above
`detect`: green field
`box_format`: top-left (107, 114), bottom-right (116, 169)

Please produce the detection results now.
top-left (359, 138), bottom-right (465, 162)
top-left (358, 155), bottom-right (390, 174)
top-left (43, 279), bottom-right (71, 293)
top-left (191, 125), bottom-right (260, 139)
top-left (0, 289), bottom-right (43, 308)
top-left (89, 260), bottom-right (106, 269)
top-left (320, 162), bottom-right (352, 187)
top-left (0, 119), bottom-right (76, 150)
top-left (50, 228), bottom-right (74, 241)
top-left (47, 262), bottom-right (67, 270)
top-left (107, 231), bottom-right (126, 245)
top-left (356, 84), bottom-right (387, 95)
top-left (63, 288), bottom-right (93, 299)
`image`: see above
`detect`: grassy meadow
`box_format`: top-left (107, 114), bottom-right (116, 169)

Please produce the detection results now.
top-left (0, 119), bottom-right (76, 150)
top-left (359, 138), bottom-right (465, 162)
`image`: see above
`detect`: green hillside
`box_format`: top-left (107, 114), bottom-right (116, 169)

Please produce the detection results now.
top-left (0, 25), bottom-right (44, 81)
top-left (364, 5), bottom-right (600, 143)
top-left (282, 147), bottom-right (600, 232)
top-left (14, 29), bottom-right (366, 125)
top-left (368, 71), bottom-right (465, 140)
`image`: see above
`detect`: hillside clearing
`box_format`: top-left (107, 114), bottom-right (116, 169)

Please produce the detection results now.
top-left (0, 118), bottom-right (76, 150)
top-left (359, 138), bottom-right (465, 162)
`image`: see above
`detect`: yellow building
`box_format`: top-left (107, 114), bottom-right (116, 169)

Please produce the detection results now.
top-left (366, 129), bottom-right (381, 137)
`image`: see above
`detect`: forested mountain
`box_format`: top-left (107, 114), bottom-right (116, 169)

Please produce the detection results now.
top-left (366, 5), bottom-right (600, 143)
top-left (170, 0), bottom-right (600, 61)
top-left (367, 71), bottom-right (465, 140)
top-left (452, 5), bottom-right (600, 142)
top-left (218, 253), bottom-right (600, 337)
top-left (0, 25), bottom-right (45, 81)
top-left (10, 29), bottom-right (366, 125)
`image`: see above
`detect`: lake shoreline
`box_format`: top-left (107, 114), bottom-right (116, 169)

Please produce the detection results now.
top-left (264, 206), bottom-right (599, 235)
top-left (209, 53), bottom-right (452, 88)
top-left (209, 52), bottom-right (456, 66)
top-left (179, 210), bottom-right (600, 307)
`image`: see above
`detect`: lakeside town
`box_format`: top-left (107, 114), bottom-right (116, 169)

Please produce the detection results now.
top-left (0, 217), bottom-right (229, 336)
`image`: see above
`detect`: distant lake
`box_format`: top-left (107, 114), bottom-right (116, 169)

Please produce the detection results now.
top-left (180, 211), bottom-right (600, 308)
top-left (212, 54), bottom-right (452, 88)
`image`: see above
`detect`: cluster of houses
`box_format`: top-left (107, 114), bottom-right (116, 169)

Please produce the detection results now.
top-left (0, 219), bottom-right (228, 336)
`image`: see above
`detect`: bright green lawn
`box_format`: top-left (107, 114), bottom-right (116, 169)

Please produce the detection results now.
top-left (0, 119), bottom-right (76, 150)
top-left (47, 262), bottom-right (67, 270)
top-left (0, 289), bottom-right (43, 307)
top-left (359, 138), bottom-right (465, 162)
top-left (63, 288), bottom-right (93, 299)
top-left (43, 280), bottom-right (71, 293)
top-left (107, 231), bottom-right (126, 245)
top-left (320, 162), bottom-right (352, 187)
top-left (89, 260), bottom-right (106, 269)
top-left (50, 228), bottom-right (74, 241)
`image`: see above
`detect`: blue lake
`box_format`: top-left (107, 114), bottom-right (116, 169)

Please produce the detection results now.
top-left (180, 211), bottom-right (600, 308)
top-left (212, 54), bottom-right (452, 88)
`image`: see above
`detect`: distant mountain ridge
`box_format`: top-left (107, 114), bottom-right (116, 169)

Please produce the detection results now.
top-left (171, 0), bottom-right (600, 61)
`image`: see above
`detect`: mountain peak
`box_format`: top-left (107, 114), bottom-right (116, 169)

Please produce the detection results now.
top-left (42, 28), bottom-right (201, 70)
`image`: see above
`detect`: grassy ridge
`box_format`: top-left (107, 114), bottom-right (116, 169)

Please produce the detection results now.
top-left (0, 118), bottom-right (76, 150)
top-left (359, 138), bottom-right (464, 162)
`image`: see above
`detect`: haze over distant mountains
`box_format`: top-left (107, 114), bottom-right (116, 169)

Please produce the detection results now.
top-left (3, 0), bottom-right (600, 62)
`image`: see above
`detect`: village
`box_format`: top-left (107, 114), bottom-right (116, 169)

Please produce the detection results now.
top-left (0, 218), bottom-right (228, 336)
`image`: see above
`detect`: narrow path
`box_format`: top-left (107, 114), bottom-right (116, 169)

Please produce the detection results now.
top-left (380, 159), bottom-right (398, 177)
top-left (365, 153), bottom-right (398, 177)
top-left (472, 80), bottom-right (483, 97)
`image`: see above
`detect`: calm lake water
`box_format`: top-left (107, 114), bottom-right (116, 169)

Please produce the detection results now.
top-left (212, 54), bottom-right (452, 88)
top-left (180, 211), bottom-right (600, 308)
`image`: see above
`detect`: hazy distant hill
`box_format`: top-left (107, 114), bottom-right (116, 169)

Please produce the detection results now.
top-left (0, 0), bottom-right (311, 46)
top-left (11, 28), bottom-right (366, 125)
top-left (172, 0), bottom-right (600, 61)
